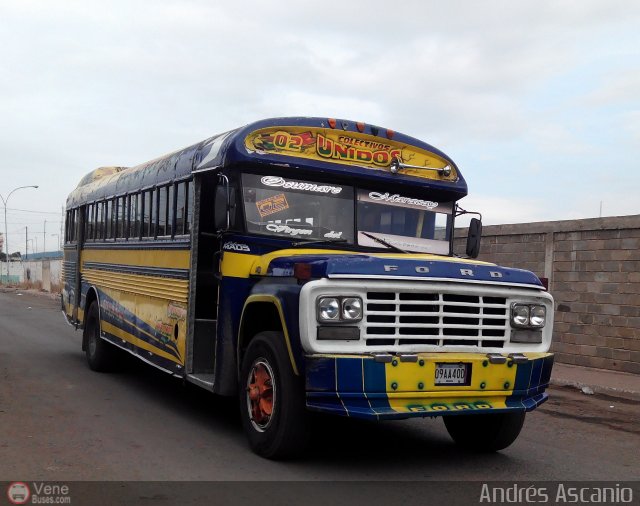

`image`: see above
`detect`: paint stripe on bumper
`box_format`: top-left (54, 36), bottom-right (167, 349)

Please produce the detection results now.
top-left (305, 352), bottom-right (553, 420)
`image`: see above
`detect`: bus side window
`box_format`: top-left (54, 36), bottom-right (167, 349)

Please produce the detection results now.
top-left (158, 186), bottom-right (168, 237)
top-left (167, 184), bottom-right (174, 238)
top-left (104, 199), bottom-right (111, 239)
top-left (86, 204), bottom-right (93, 241)
top-left (65, 210), bottom-right (72, 243)
top-left (175, 182), bottom-right (186, 235)
top-left (142, 190), bottom-right (154, 238)
top-left (95, 202), bottom-right (102, 240)
top-left (185, 181), bottom-right (193, 235)
top-left (116, 196), bottom-right (125, 239)
top-left (151, 189), bottom-right (158, 238)
top-left (142, 191), bottom-right (149, 238)
top-left (130, 193), bottom-right (140, 239)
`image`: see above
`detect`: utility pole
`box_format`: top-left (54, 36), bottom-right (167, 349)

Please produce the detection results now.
top-left (0, 185), bottom-right (38, 284)
top-left (60, 205), bottom-right (64, 250)
top-left (43, 220), bottom-right (46, 254)
top-left (25, 227), bottom-right (28, 261)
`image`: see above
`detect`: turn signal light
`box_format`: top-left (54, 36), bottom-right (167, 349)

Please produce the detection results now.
top-left (294, 262), bottom-right (312, 281)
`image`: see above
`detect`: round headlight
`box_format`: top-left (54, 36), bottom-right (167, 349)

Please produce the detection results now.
top-left (512, 304), bottom-right (530, 327)
top-left (318, 297), bottom-right (340, 321)
top-left (342, 297), bottom-right (362, 321)
top-left (530, 305), bottom-right (546, 327)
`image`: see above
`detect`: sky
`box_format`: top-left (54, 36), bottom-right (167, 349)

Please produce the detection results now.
top-left (0, 0), bottom-right (639, 255)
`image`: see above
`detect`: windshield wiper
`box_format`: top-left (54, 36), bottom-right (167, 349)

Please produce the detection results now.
top-left (360, 231), bottom-right (408, 254)
top-left (291, 238), bottom-right (348, 248)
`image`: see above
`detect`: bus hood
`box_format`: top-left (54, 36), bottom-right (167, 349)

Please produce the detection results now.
top-left (248, 250), bottom-right (544, 288)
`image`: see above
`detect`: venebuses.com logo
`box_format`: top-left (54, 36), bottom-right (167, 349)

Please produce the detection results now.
top-left (6, 482), bottom-right (71, 504)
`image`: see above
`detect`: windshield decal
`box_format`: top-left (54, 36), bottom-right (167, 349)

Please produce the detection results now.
top-left (266, 224), bottom-right (313, 236)
top-left (256, 193), bottom-right (289, 218)
top-left (368, 192), bottom-right (439, 210)
top-left (260, 176), bottom-right (343, 194)
top-left (358, 190), bottom-right (453, 214)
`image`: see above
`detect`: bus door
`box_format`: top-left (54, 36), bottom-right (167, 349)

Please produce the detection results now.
top-left (187, 173), bottom-right (224, 387)
top-left (71, 206), bottom-right (85, 326)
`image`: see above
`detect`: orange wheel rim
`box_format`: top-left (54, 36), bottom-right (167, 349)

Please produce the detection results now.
top-left (246, 359), bottom-right (276, 431)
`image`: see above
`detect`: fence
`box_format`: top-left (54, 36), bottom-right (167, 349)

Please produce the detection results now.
top-left (0, 259), bottom-right (62, 292)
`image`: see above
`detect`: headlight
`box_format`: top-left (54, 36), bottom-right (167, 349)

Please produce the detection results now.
top-left (317, 296), bottom-right (362, 323)
top-left (529, 305), bottom-right (546, 327)
top-left (342, 297), bottom-right (362, 321)
top-left (318, 297), bottom-right (340, 321)
top-left (511, 303), bottom-right (546, 329)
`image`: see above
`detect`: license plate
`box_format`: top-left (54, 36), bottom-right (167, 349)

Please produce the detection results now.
top-left (435, 363), bottom-right (470, 386)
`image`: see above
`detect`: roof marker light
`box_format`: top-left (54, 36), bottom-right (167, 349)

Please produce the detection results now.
top-left (356, 122), bottom-right (365, 133)
top-left (386, 129), bottom-right (394, 139)
top-left (328, 118), bottom-right (337, 129)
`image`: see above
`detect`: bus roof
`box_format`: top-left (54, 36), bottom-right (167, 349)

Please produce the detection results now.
top-left (67, 117), bottom-right (468, 208)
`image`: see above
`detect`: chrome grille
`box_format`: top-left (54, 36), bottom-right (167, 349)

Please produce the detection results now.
top-left (364, 291), bottom-right (508, 348)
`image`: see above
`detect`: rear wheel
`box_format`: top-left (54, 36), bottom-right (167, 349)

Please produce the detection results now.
top-left (443, 411), bottom-right (526, 452)
top-left (84, 301), bottom-right (118, 372)
top-left (239, 331), bottom-right (308, 459)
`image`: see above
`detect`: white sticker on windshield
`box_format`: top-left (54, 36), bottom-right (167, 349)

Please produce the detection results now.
top-left (358, 231), bottom-right (449, 255)
top-left (266, 224), bottom-right (313, 236)
top-left (368, 192), bottom-right (439, 210)
top-left (261, 176), bottom-right (343, 194)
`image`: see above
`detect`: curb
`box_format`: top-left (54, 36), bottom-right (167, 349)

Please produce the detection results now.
top-left (550, 378), bottom-right (640, 402)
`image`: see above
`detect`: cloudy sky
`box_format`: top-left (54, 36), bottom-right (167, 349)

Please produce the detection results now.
top-left (1, 0), bottom-right (639, 254)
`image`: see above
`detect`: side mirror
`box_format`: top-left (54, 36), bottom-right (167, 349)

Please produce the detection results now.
top-left (466, 218), bottom-right (482, 258)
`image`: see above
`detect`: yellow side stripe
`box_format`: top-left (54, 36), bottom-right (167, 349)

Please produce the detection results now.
top-left (81, 248), bottom-right (191, 269)
top-left (83, 269), bottom-right (188, 303)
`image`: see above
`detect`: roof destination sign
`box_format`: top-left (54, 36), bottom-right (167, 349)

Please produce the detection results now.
top-left (245, 126), bottom-right (457, 181)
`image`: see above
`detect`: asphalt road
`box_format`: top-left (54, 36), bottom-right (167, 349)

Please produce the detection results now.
top-left (1, 289), bottom-right (638, 486)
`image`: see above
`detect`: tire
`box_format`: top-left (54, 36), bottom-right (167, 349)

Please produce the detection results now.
top-left (239, 331), bottom-right (308, 459)
top-left (443, 411), bottom-right (526, 452)
top-left (84, 301), bottom-right (118, 372)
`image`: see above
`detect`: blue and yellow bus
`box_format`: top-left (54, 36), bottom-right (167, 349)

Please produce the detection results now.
top-left (63, 117), bottom-right (554, 458)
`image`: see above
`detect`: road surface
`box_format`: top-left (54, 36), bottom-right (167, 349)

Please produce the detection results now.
top-left (1, 289), bottom-right (638, 487)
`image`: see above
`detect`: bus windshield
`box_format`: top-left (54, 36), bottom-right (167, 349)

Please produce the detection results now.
top-left (356, 190), bottom-right (452, 255)
top-left (241, 174), bottom-right (452, 254)
top-left (242, 174), bottom-right (355, 242)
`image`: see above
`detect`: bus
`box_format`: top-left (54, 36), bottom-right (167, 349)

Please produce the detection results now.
top-left (63, 117), bottom-right (554, 459)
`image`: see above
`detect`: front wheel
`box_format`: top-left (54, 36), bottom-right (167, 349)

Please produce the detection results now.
top-left (239, 331), bottom-right (308, 459)
top-left (443, 411), bottom-right (526, 452)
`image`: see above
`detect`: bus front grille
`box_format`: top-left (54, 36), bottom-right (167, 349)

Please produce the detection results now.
top-left (364, 291), bottom-right (508, 348)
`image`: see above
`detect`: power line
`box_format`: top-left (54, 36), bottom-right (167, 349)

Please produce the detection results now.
top-left (1, 207), bottom-right (62, 215)
top-left (8, 221), bottom-right (62, 226)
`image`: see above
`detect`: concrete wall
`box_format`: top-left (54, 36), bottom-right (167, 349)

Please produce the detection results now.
top-left (0, 259), bottom-right (62, 292)
top-left (455, 215), bottom-right (640, 374)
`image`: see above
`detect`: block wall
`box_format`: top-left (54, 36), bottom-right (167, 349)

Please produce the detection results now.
top-left (455, 215), bottom-right (640, 374)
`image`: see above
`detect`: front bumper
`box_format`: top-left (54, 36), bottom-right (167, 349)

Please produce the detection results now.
top-left (305, 352), bottom-right (554, 420)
